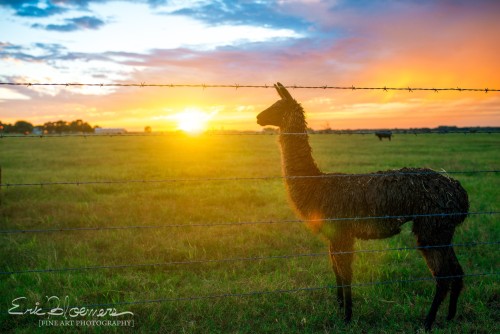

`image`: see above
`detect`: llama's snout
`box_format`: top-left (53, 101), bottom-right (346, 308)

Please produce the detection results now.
top-left (256, 107), bottom-right (282, 127)
top-left (256, 113), bottom-right (265, 126)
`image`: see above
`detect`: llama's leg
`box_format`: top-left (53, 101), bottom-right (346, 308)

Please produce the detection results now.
top-left (413, 219), bottom-right (460, 331)
top-left (342, 267), bottom-right (353, 323)
top-left (329, 243), bottom-right (345, 308)
top-left (425, 272), bottom-right (449, 331)
top-left (447, 247), bottom-right (464, 321)
top-left (419, 247), bottom-right (451, 331)
top-left (416, 237), bottom-right (457, 331)
top-left (447, 275), bottom-right (463, 321)
top-left (329, 237), bottom-right (354, 323)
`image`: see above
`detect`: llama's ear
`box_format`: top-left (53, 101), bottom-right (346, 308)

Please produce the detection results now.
top-left (274, 84), bottom-right (285, 99)
top-left (276, 82), bottom-right (293, 100)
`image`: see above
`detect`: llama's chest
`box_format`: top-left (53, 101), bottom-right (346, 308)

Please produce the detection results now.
top-left (286, 181), bottom-right (320, 218)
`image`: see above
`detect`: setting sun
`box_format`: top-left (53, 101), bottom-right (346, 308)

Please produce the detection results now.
top-left (173, 108), bottom-right (214, 134)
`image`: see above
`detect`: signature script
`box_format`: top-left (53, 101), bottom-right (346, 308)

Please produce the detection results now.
top-left (9, 296), bottom-right (134, 318)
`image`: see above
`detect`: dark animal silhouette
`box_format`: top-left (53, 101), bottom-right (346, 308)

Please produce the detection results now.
top-left (256, 83), bottom-right (469, 331)
top-left (375, 131), bottom-right (392, 141)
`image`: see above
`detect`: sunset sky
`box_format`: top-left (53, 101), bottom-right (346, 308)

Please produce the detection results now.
top-left (1, 0), bottom-right (499, 131)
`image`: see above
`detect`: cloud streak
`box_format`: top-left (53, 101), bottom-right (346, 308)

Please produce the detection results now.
top-left (169, 0), bottom-right (311, 30)
top-left (0, 0), bottom-right (96, 17)
top-left (32, 16), bottom-right (105, 32)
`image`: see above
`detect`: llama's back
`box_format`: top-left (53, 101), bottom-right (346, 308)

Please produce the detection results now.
top-left (302, 167), bottom-right (469, 240)
top-left (360, 167), bottom-right (468, 216)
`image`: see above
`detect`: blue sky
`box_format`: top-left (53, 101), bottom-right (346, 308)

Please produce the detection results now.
top-left (1, 0), bottom-right (499, 130)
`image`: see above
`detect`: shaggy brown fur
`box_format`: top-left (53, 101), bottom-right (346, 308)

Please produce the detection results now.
top-left (256, 83), bottom-right (469, 331)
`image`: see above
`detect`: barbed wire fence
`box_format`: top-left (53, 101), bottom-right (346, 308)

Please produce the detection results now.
top-left (1, 240), bottom-right (499, 275)
top-left (1, 130), bottom-right (500, 138)
top-left (38, 272), bottom-right (499, 311)
top-left (0, 82), bottom-right (498, 314)
top-left (1, 82), bottom-right (499, 92)
top-left (0, 169), bottom-right (498, 188)
top-left (0, 211), bottom-right (496, 235)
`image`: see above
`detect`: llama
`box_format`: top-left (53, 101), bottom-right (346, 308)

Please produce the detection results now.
top-left (256, 83), bottom-right (469, 331)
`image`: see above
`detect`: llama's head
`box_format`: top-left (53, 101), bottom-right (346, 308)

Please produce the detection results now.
top-left (257, 82), bottom-right (299, 128)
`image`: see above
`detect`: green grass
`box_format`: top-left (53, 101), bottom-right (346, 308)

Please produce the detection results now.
top-left (0, 134), bottom-right (498, 333)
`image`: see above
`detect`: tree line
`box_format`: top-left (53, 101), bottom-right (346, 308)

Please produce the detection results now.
top-left (0, 119), bottom-right (98, 134)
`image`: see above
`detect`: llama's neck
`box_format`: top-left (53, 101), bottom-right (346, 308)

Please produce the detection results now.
top-left (277, 103), bottom-right (323, 221)
top-left (278, 104), bottom-right (321, 177)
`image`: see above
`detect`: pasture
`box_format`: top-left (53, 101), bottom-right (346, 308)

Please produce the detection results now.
top-left (0, 133), bottom-right (498, 333)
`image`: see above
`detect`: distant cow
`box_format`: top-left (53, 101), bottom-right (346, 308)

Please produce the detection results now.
top-left (375, 131), bottom-right (392, 141)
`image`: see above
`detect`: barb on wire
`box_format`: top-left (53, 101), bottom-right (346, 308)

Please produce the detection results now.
top-left (0, 82), bottom-right (499, 92)
top-left (1, 169), bottom-right (498, 188)
top-left (0, 211), bottom-right (497, 235)
top-left (35, 272), bottom-right (498, 310)
top-left (1, 241), bottom-right (497, 276)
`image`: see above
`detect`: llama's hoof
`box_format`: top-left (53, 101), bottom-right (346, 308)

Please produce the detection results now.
top-left (343, 314), bottom-right (352, 324)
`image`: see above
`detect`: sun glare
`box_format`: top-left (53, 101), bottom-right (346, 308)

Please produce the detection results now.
top-left (174, 108), bottom-right (214, 134)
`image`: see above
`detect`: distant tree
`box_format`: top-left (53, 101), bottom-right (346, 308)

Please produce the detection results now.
top-left (144, 126), bottom-right (152, 133)
top-left (43, 121), bottom-right (56, 134)
top-left (54, 120), bottom-right (69, 134)
top-left (69, 119), bottom-right (83, 132)
top-left (5, 119), bottom-right (96, 134)
top-left (69, 119), bottom-right (93, 133)
top-left (81, 121), bottom-right (93, 133)
top-left (13, 120), bottom-right (34, 134)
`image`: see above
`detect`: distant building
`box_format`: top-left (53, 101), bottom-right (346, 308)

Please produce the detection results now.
top-left (32, 127), bottom-right (43, 135)
top-left (94, 128), bottom-right (127, 135)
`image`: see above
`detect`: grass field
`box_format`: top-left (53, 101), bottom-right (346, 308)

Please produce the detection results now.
top-left (0, 133), bottom-right (498, 333)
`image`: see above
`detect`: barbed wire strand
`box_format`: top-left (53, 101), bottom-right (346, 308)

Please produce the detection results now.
top-left (1, 241), bottom-right (497, 276)
top-left (0, 211), bottom-right (497, 235)
top-left (1, 170), bottom-right (498, 188)
top-left (36, 272), bottom-right (498, 311)
top-left (1, 82), bottom-right (499, 92)
top-left (1, 131), bottom-right (500, 139)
